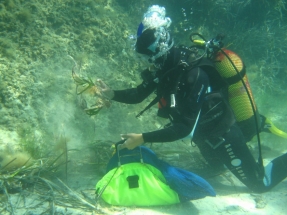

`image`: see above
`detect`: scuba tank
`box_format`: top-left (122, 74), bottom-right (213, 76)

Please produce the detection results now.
top-left (190, 33), bottom-right (287, 140)
top-left (190, 33), bottom-right (260, 140)
top-left (190, 33), bottom-right (287, 181)
top-left (190, 33), bottom-right (265, 178)
top-left (214, 49), bottom-right (260, 141)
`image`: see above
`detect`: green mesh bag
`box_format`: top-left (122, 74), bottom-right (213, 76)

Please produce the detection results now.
top-left (95, 162), bottom-right (180, 206)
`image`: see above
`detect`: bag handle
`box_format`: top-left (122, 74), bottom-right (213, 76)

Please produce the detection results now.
top-left (115, 140), bottom-right (144, 166)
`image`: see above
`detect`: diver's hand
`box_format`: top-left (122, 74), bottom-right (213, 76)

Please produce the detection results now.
top-left (97, 79), bottom-right (114, 99)
top-left (119, 133), bottom-right (144, 150)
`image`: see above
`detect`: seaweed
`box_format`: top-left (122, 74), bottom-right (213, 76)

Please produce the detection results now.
top-left (16, 8), bottom-right (32, 23)
top-left (0, 154), bottom-right (100, 214)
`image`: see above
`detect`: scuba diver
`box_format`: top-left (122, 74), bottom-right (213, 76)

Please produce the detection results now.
top-left (97, 5), bottom-right (287, 193)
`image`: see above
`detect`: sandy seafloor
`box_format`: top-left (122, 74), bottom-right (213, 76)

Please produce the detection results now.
top-left (3, 158), bottom-right (287, 215)
top-left (0, 0), bottom-right (287, 214)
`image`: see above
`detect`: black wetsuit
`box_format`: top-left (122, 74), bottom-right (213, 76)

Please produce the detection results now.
top-left (112, 47), bottom-right (287, 193)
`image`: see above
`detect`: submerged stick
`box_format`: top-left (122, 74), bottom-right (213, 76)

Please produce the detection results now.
top-left (0, 158), bottom-right (17, 171)
top-left (64, 134), bottom-right (68, 184)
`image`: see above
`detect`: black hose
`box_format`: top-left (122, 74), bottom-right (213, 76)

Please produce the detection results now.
top-left (190, 33), bottom-right (207, 42)
top-left (219, 48), bottom-right (264, 179)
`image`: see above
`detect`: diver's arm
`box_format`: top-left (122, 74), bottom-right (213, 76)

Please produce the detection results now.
top-left (119, 124), bottom-right (192, 150)
top-left (97, 73), bottom-right (157, 104)
top-left (112, 81), bottom-right (156, 104)
top-left (142, 123), bottom-right (192, 142)
top-left (112, 68), bottom-right (158, 104)
top-left (143, 67), bottom-right (209, 143)
top-left (118, 128), bottom-right (188, 150)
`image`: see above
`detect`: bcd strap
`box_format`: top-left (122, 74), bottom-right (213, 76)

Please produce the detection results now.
top-left (225, 66), bottom-right (246, 85)
top-left (136, 96), bottom-right (159, 118)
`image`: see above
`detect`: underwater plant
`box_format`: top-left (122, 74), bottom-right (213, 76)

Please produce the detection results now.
top-left (3, 0), bottom-right (16, 10)
top-left (16, 8), bottom-right (32, 23)
top-left (0, 151), bottom-right (98, 213)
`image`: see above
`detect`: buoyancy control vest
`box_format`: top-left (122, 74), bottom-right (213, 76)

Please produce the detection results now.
top-left (138, 46), bottom-right (258, 140)
top-left (159, 47), bottom-right (261, 141)
top-left (155, 46), bottom-right (220, 119)
top-left (154, 46), bottom-right (234, 138)
top-left (175, 47), bottom-right (236, 138)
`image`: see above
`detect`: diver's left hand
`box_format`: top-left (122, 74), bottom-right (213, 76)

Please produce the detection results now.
top-left (97, 79), bottom-right (114, 99)
top-left (119, 133), bottom-right (144, 150)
